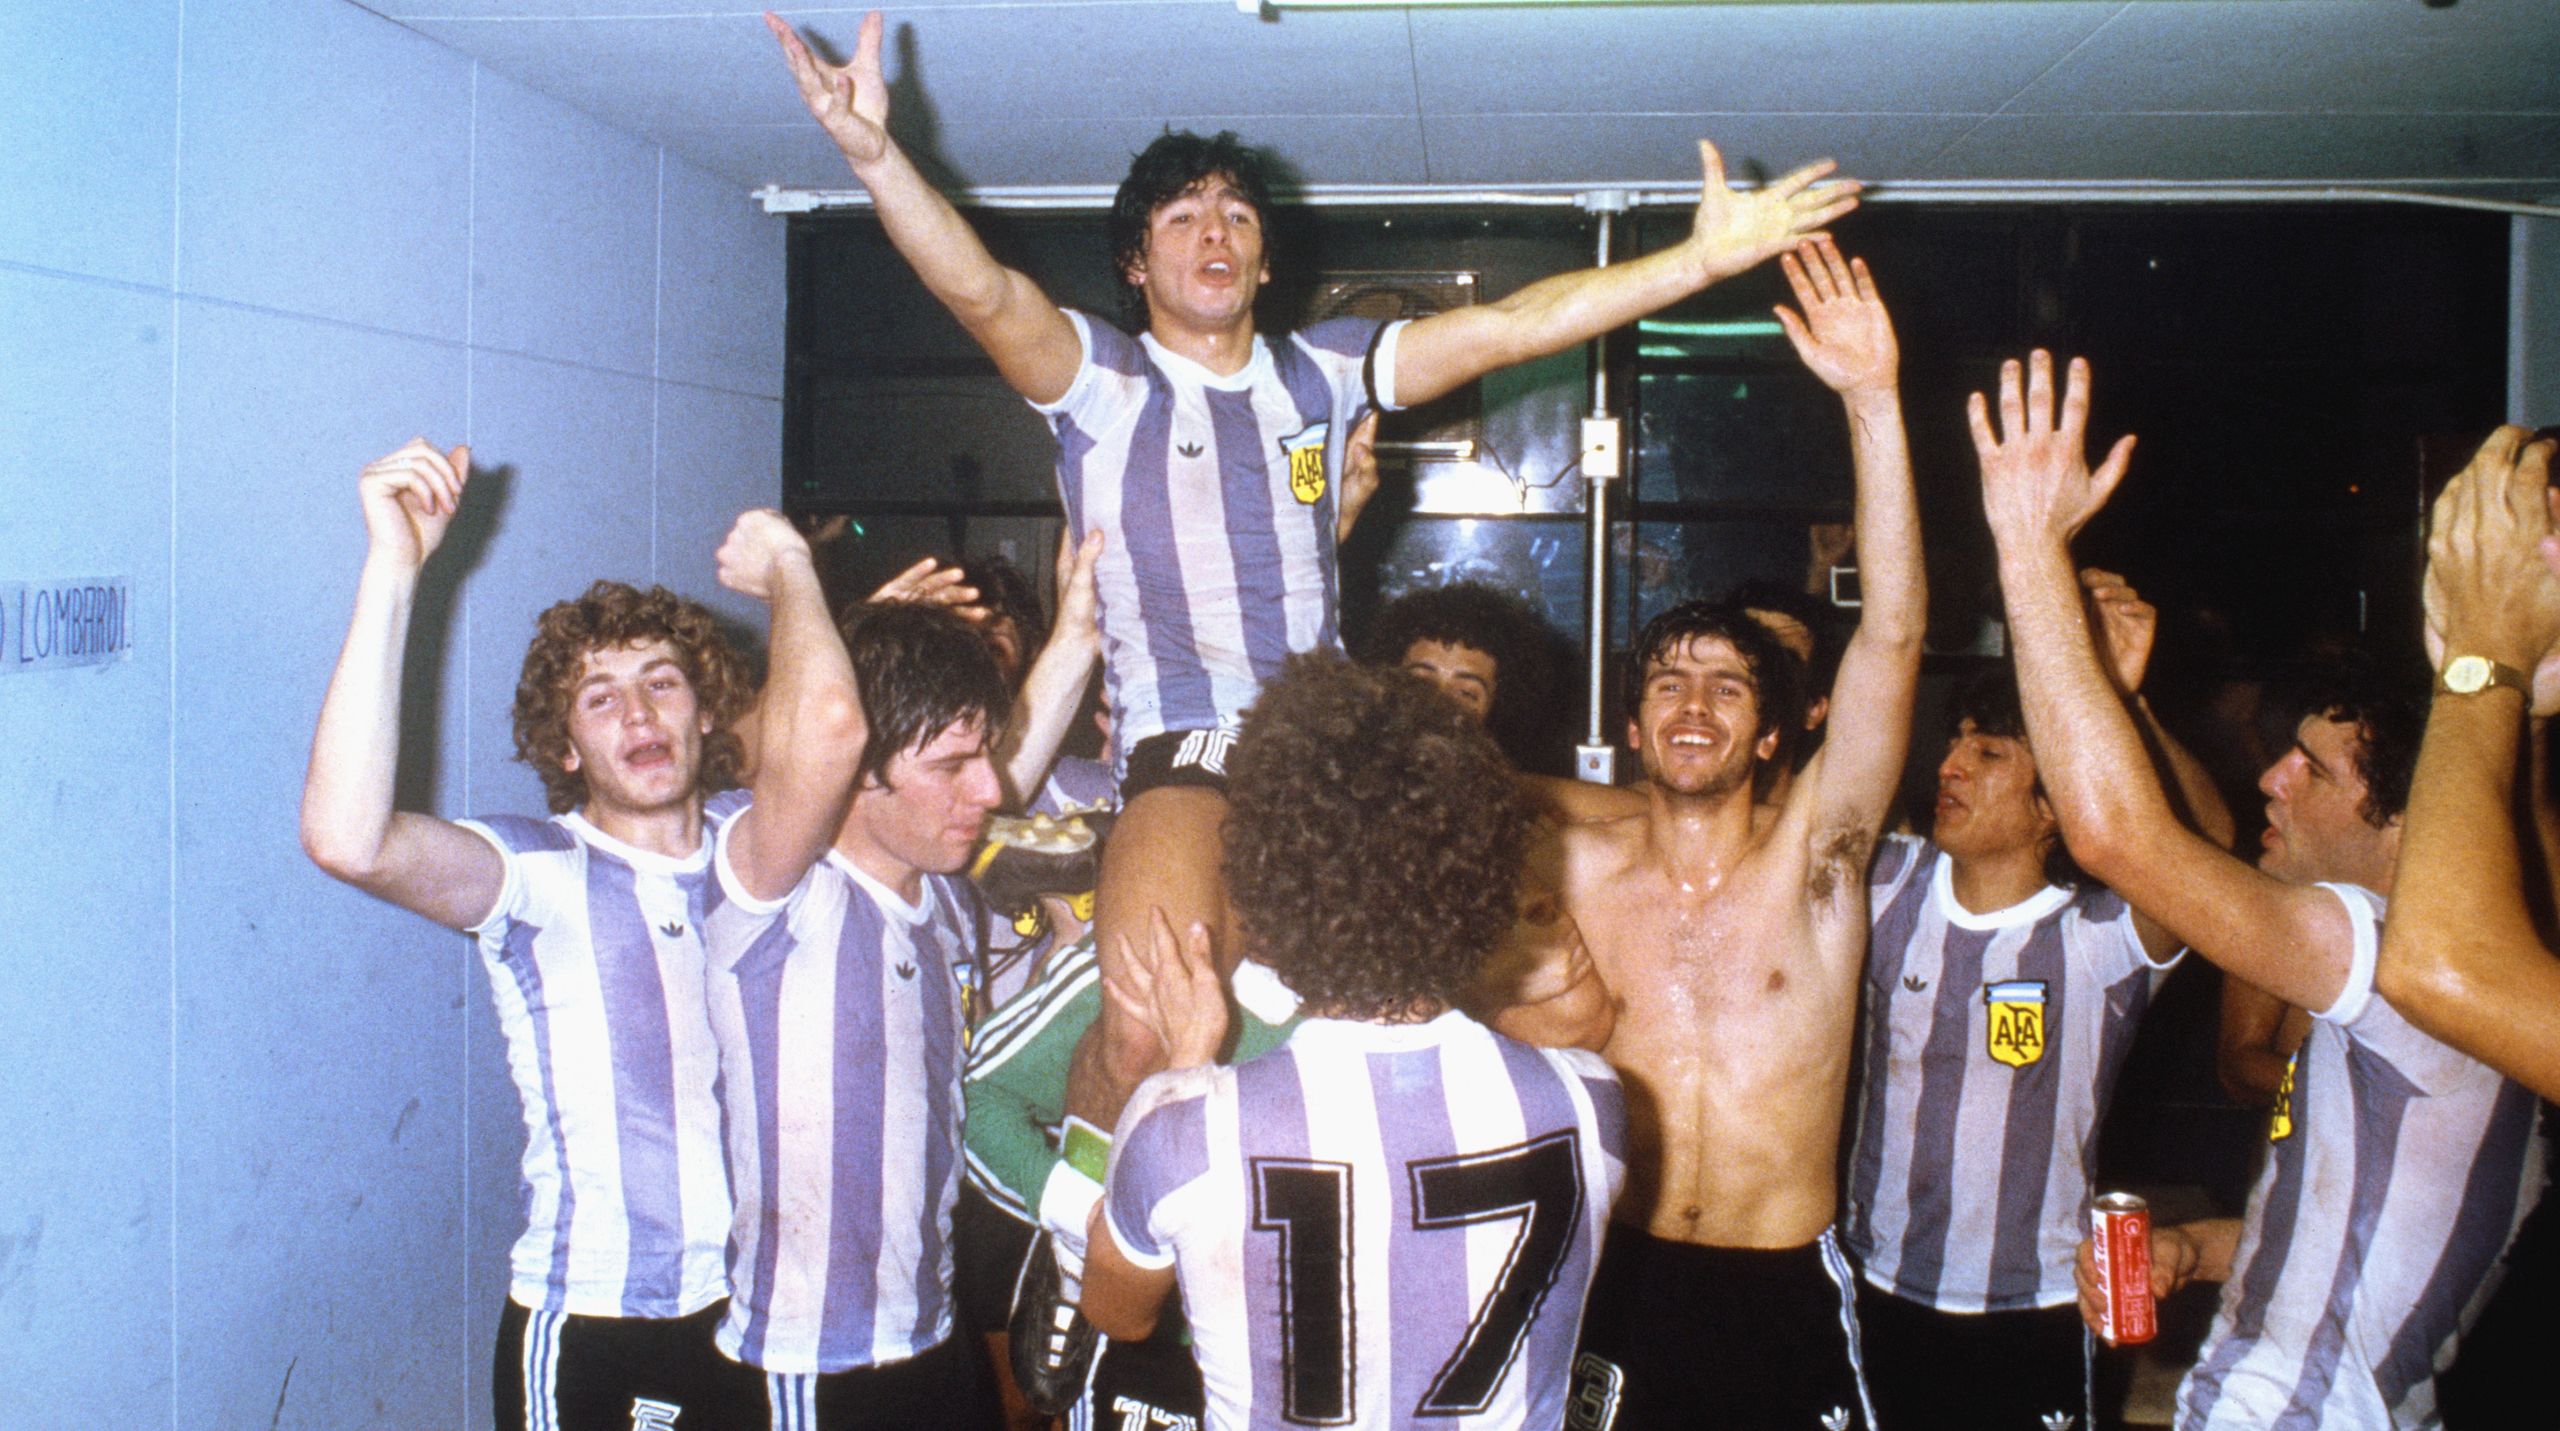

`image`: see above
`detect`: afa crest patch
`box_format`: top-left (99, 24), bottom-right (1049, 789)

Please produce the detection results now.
top-left (1280, 421), bottom-right (1329, 505)
top-left (1985, 980), bottom-right (2048, 1068)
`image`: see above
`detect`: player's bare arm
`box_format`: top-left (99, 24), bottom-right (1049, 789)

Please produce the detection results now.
top-left (1467, 877), bottom-right (1615, 1052)
top-left (1976, 353), bottom-right (2353, 1012)
top-left (720, 509), bottom-right (867, 902)
top-left (1771, 237), bottom-right (1921, 912)
top-left (1391, 142), bottom-right (1860, 408)
top-left (1079, 909), bottom-right (1224, 1340)
top-left (997, 528), bottom-right (1104, 805)
top-left (766, 10), bottom-right (1080, 402)
top-left (2380, 426), bottom-right (2560, 1098)
top-left (301, 438), bottom-right (506, 930)
top-left (2082, 565), bottom-right (2238, 960)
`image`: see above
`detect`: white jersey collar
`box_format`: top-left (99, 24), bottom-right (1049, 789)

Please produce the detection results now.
top-left (1139, 329), bottom-right (1272, 392)
top-left (1929, 846), bottom-right (2072, 931)
top-left (559, 810), bottom-right (710, 875)
top-left (825, 850), bottom-right (935, 926)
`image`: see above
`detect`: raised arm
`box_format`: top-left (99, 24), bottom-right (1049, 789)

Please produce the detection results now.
top-left (720, 510), bottom-right (868, 902)
top-left (2379, 427), bottom-right (2560, 1098)
top-left (301, 439), bottom-right (506, 930)
top-left (1390, 142), bottom-right (1858, 408)
top-left (2081, 567), bottom-right (2237, 960)
top-left (1771, 240), bottom-right (1922, 875)
top-left (999, 529), bottom-right (1104, 805)
top-left (766, 11), bottom-right (1081, 403)
top-left (1977, 354), bottom-right (2351, 1012)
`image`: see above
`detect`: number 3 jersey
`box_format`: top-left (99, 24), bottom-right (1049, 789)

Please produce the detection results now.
top-left (1102, 1010), bottom-right (1626, 1431)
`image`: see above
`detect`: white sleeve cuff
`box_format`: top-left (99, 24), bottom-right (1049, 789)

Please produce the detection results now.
top-left (1370, 318), bottom-right (1410, 413)
top-left (1026, 310), bottom-right (1098, 417)
top-left (1102, 1201), bottom-right (1176, 1272)
top-left (452, 819), bottom-right (520, 937)
top-left (2310, 882), bottom-right (2382, 1026)
top-left (712, 812), bottom-right (793, 918)
top-left (1038, 1157), bottom-right (1104, 1253)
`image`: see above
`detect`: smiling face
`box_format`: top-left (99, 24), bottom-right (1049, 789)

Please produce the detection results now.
top-left (2257, 714), bottom-right (2397, 888)
top-left (558, 640), bottom-right (710, 822)
top-left (1933, 719), bottom-right (2057, 862)
top-left (847, 715), bottom-right (1005, 891)
top-left (1629, 634), bottom-right (1780, 801)
top-left (1402, 638), bottom-right (1499, 725)
top-left (1124, 175), bottom-right (1270, 336)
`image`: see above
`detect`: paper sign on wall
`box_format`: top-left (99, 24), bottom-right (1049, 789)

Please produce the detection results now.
top-left (1, 578), bottom-right (134, 673)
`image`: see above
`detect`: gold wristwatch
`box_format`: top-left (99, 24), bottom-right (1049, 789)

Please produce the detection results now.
top-left (2440, 654), bottom-right (2529, 698)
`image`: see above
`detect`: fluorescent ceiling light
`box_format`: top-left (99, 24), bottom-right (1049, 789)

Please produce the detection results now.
top-left (1638, 319), bottom-right (1784, 337)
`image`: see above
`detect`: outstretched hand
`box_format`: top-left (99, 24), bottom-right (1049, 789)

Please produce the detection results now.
top-left (2082, 568), bottom-right (2158, 696)
top-left (1687, 140), bottom-right (1861, 286)
top-left (766, 10), bottom-right (892, 168)
top-left (1970, 351), bottom-right (2137, 553)
top-left (1100, 908), bottom-right (1227, 1072)
top-left (357, 438), bottom-right (471, 571)
top-left (865, 555), bottom-right (984, 621)
top-left (2422, 426), bottom-right (2560, 711)
top-left (1772, 237), bottom-right (1896, 396)
top-left (715, 508), bottom-right (815, 602)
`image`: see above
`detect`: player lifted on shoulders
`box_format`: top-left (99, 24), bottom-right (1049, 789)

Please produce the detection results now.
top-left (1555, 236), bottom-right (1921, 1431)
top-left (766, 8), bottom-right (1860, 1135)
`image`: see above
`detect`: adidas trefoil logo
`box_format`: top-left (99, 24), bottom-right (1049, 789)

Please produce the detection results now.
top-left (659, 921), bottom-right (686, 939)
top-left (1820, 1408), bottom-right (1851, 1431)
top-left (631, 1397), bottom-right (683, 1430)
top-left (1902, 974), bottom-right (1928, 993)
top-left (895, 961), bottom-right (917, 981)
top-left (2042, 1414), bottom-right (2078, 1431)
top-left (1177, 441), bottom-right (1205, 459)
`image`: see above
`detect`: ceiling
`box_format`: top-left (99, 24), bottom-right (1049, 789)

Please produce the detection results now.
top-left (374, 0), bottom-right (2560, 206)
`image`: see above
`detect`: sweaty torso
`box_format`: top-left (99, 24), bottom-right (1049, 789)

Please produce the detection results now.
top-left (1546, 808), bottom-right (1869, 1249)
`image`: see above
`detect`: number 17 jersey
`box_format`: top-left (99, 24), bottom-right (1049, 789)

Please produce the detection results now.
top-left (1103, 1011), bottom-right (1626, 1431)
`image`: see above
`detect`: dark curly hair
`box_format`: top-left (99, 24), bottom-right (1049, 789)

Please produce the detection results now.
top-left (1108, 129), bottom-right (1278, 328)
top-left (840, 601), bottom-right (1011, 792)
top-left (2274, 656), bottom-right (2426, 827)
top-left (1222, 654), bottom-right (1529, 1021)
top-left (1945, 665), bottom-right (2084, 891)
top-left (1623, 599), bottom-right (1805, 796)
top-left (1358, 581), bottom-right (1555, 766)
top-left (511, 581), bottom-right (752, 815)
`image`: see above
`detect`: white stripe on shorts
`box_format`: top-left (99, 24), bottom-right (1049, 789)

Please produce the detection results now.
top-left (1819, 1228), bottom-right (1882, 1431)
top-left (520, 1307), bottom-right (565, 1431)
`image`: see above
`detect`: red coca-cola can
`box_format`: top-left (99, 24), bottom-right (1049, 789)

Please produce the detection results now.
top-left (2090, 1192), bottom-right (2157, 1346)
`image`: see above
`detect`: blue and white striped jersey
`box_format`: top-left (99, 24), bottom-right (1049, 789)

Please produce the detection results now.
top-left (2179, 883), bottom-right (2547, 1430)
top-left (1035, 311), bottom-right (1403, 767)
top-left (1102, 1011), bottom-right (1625, 1431)
top-left (1032, 754), bottom-right (1119, 819)
top-left (1846, 835), bottom-right (2173, 1312)
top-left (457, 792), bottom-right (745, 1320)
top-left (703, 811), bottom-right (979, 1374)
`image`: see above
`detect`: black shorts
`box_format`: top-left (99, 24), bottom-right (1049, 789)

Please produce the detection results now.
top-left (493, 1297), bottom-right (759, 1431)
top-left (751, 1332), bottom-right (1001, 1431)
top-left (1856, 1282), bottom-right (2104, 1431)
top-left (952, 1181), bottom-right (1038, 1338)
top-left (1570, 1226), bottom-right (1874, 1431)
top-left (1119, 728), bottom-right (1238, 802)
top-left (1078, 1319), bottom-right (1208, 1431)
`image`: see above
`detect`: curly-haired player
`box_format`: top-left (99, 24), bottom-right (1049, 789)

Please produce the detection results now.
top-left (303, 439), bottom-right (793, 1428)
top-left (1075, 654), bottom-right (1627, 1430)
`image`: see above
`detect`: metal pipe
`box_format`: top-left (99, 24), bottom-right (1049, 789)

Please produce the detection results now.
top-left (760, 179), bottom-right (2560, 220)
top-left (1575, 195), bottom-right (1630, 783)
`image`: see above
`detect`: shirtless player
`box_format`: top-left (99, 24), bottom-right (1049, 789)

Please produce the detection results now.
top-left (1556, 236), bottom-right (1921, 1431)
